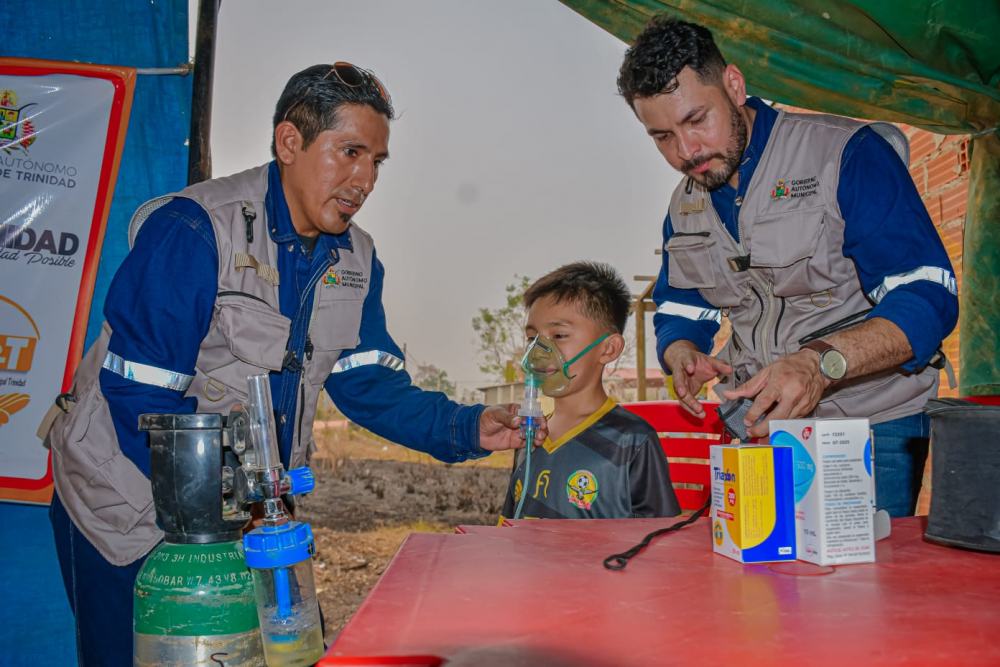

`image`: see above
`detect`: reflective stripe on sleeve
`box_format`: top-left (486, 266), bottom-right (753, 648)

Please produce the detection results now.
top-left (655, 301), bottom-right (722, 324)
top-left (102, 351), bottom-right (195, 391)
top-left (331, 350), bottom-right (405, 373)
top-left (867, 266), bottom-right (958, 304)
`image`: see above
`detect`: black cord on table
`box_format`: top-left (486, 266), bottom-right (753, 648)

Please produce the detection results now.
top-left (603, 497), bottom-right (713, 571)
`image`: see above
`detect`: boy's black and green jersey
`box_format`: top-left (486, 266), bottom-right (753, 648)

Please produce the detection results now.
top-left (500, 398), bottom-right (680, 521)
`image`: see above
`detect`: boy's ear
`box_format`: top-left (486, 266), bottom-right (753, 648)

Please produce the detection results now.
top-left (598, 333), bottom-right (626, 365)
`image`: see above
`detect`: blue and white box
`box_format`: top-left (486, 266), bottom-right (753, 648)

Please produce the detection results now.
top-left (770, 418), bottom-right (875, 565)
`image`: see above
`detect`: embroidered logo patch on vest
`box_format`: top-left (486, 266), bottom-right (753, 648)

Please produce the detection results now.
top-left (566, 470), bottom-right (598, 510)
top-left (336, 269), bottom-right (369, 289)
top-left (771, 179), bottom-right (790, 200)
top-left (772, 177), bottom-right (819, 200)
top-left (325, 267), bottom-right (368, 289)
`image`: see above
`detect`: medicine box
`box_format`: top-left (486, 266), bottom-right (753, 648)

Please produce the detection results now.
top-left (709, 444), bottom-right (796, 563)
top-left (769, 419), bottom-right (875, 566)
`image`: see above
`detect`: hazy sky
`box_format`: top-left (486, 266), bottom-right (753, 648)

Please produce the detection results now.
top-left (206, 0), bottom-right (682, 396)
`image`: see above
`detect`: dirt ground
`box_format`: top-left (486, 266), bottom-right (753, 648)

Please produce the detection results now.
top-left (295, 426), bottom-right (513, 642)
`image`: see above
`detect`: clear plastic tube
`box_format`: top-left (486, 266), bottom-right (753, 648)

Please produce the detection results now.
top-left (514, 375), bottom-right (543, 519)
top-left (518, 377), bottom-right (544, 433)
top-left (246, 374), bottom-right (281, 472)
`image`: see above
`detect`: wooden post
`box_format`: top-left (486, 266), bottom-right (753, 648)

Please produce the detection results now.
top-left (187, 0), bottom-right (220, 185)
top-left (633, 275), bottom-right (658, 402)
top-left (961, 132), bottom-right (1000, 397)
top-left (635, 298), bottom-right (646, 402)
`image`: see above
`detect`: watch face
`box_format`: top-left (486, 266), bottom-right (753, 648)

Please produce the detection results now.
top-left (821, 350), bottom-right (848, 380)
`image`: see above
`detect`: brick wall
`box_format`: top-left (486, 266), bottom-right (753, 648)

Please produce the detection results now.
top-left (902, 127), bottom-right (969, 397)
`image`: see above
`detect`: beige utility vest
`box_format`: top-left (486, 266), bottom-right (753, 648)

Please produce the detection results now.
top-left (48, 164), bottom-right (374, 565)
top-left (666, 110), bottom-right (937, 424)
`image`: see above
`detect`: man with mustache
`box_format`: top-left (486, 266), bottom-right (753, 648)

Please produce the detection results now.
top-left (43, 63), bottom-right (542, 667)
top-left (618, 18), bottom-right (957, 519)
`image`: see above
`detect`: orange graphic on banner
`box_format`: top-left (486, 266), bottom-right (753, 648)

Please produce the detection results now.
top-left (0, 393), bottom-right (29, 426)
top-left (0, 294), bottom-right (39, 372)
top-left (0, 336), bottom-right (36, 371)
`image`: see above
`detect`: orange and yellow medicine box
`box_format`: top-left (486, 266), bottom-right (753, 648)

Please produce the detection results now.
top-left (710, 444), bottom-right (796, 563)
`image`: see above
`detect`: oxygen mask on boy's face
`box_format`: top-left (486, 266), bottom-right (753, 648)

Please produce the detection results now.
top-left (521, 333), bottom-right (610, 397)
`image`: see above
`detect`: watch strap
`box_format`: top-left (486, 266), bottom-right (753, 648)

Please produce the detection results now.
top-left (800, 339), bottom-right (834, 357)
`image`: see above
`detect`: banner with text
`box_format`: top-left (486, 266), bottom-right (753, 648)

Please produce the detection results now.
top-left (0, 58), bottom-right (134, 504)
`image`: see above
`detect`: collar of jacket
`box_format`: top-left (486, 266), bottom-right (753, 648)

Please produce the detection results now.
top-left (732, 96), bottom-right (778, 189)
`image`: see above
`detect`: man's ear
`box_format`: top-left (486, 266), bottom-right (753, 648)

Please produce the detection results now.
top-left (722, 63), bottom-right (747, 107)
top-left (273, 121), bottom-right (301, 165)
top-left (599, 333), bottom-right (626, 365)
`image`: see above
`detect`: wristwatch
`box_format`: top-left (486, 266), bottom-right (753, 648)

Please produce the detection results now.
top-left (800, 340), bottom-right (848, 383)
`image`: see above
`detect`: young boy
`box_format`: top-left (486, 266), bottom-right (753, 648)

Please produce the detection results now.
top-left (500, 262), bottom-right (680, 521)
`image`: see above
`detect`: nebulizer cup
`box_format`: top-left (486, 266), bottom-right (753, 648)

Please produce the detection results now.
top-left (245, 544), bottom-right (324, 667)
top-left (242, 374), bottom-right (324, 667)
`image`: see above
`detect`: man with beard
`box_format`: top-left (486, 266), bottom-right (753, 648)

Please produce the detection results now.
top-left (43, 63), bottom-right (543, 666)
top-left (617, 18), bottom-right (957, 518)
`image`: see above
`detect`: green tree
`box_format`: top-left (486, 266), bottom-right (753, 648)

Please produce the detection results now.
top-left (413, 364), bottom-right (457, 397)
top-left (471, 275), bottom-right (532, 382)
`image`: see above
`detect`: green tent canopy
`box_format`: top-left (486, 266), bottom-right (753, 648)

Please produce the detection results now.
top-left (561, 0), bottom-right (1000, 396)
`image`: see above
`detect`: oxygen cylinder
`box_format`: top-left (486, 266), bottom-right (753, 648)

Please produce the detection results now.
top-left (133, 413), bottom-right (264, 667)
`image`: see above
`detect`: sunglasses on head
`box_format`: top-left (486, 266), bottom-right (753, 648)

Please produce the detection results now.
top-left (283, 61), bottom-right (390, 123)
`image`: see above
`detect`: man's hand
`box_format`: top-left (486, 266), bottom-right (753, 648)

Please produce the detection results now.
top-left (664, 341), bottom-right (733, 418)
top-left (479, 404), bottom-right (548, 452)
top-left (722, 350), bottom-right (830, 438)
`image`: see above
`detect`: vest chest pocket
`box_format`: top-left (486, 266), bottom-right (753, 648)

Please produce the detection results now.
top-left (749, 207), bottom-right (824, 266)
top-left (306, 296), bottom-right (365, 385)
top-left (214, 293), bottom-right (291, 371)
top-left (666, 233), bottom-right (717, 290)
top-left (749, 208), bottom-right (843, 297)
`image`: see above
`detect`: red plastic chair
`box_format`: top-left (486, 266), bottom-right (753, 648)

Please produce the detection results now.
top-left (620, 400), bottom-right (723, 512)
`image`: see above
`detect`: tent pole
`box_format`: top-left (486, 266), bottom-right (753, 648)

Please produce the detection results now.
top-left (959, 132), bottom-right (1000, 397)
top-left (188, 0), bottom-right (220, 185)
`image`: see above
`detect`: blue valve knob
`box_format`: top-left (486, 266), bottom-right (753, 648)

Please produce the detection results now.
top-left (285, 467), bottom-right (315, 496)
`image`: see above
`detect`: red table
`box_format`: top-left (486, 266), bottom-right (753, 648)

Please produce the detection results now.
top-left (319, 517), bottom-right (999, 666)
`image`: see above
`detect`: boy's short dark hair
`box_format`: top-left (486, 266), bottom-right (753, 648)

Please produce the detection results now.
top-left (617, 17), bottom-right (727, 109)
top-left (524, 262), bottom-right (631, 335)
top-left (271, 63), bottom-right (395, 157)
